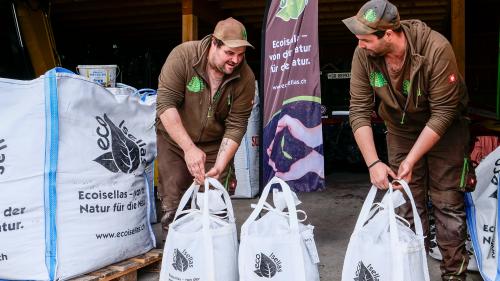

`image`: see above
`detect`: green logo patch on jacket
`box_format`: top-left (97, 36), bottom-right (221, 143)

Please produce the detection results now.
top-left (402, 80), bottom-right (410, 96)
top-left (369, 72), bottom-right (387, 88)
top-left (187, 76), bottom-right (204, 93)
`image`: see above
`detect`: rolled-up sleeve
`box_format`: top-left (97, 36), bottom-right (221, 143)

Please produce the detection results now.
top-left (426, 43), bottom-right (463, 136)
top-left (223, 75), bottom-right (255, 144)
top-left (349, 47), bottom-right (375, 133)
top-left (156, 47), bottom-right (187, 119)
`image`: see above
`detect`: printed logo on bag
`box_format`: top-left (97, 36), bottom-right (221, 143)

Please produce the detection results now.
top-left (94, 114), bottom-right (147, 173)
top-left (172, 249), bottom-right (193, 272)
top-left (254, 252), bottom-right (282, 278)
top-left (354, 261), bottom-right (380, 281)
top-left (482, 223), bottom-right (496, 257)
top-left (0, 138), bottom-right (6, 176)
top-left (490, 190), bottom-right (498, 199)
top-left (490, 158), bottom-right (500, 186)
top-left (489, 158), bottom-right (500, 198)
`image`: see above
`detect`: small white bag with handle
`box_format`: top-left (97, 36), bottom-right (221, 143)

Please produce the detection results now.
top-left (159, 177), bottom-right (239, 281)
top-left (341, 180), bottom-right (430, 281)
top-left (238, 176), bottom-right (320, 281)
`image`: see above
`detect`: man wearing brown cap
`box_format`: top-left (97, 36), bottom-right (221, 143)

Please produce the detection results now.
top-left (156, 17), bottom-right (255, 234)
top-left (343, 0), bottom-right (473, 280)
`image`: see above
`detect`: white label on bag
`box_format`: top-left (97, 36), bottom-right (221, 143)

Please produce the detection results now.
top-left (302, 226), bottom-right (320, 264)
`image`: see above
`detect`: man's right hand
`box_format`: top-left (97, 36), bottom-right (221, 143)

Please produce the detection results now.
top-left (369, 162), bottom-right (397, 190)
top-left (184, 145), bottom-right (206, 183)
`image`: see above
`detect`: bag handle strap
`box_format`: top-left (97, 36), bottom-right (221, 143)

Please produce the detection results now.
top-left (173, 182), bottom-right (200, 221)
top-left (392, 180), bottom-right (424, 236)
top-left (353, 185), bottom-right (378, 232)
top-left (388, 181), bottom-right (430, 281)
top-left (202, 177), bottom-right (238, 281)
top-left (387, 183), bottom-right (405, 280)
top-left (173, 178), bottom-right (236, 222)
top-left (250, 202), bottom-right (308, 222)
top-left (241, 176), bottom-right (299, 235)
top-left (205, 177), bottom-right (236, 222)
top-left (392, 179), bottom-right (430, 281)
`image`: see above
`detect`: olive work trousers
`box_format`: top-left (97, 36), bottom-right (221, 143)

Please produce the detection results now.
top-left (155, 131), bottom-right (234, 236)
top-left (387, 121), bottom-right (471, 281)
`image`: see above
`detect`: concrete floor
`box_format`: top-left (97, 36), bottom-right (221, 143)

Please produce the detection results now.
top-left (141, 172), bottom-right (483, 281)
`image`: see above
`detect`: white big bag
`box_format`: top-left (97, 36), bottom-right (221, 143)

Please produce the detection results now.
top-left (466, 146), bottom-right (500, 281)
top-left (341, 180), bottom-right (430, 281)
top-left (0, 68), bottom-right (156, 280)
top-left (238, 176), bottom-right (320, 281)
top-left (160, 177), bottom-right (239, 281)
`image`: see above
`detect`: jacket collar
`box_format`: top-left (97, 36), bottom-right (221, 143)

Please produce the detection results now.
top-left (366, 34), bottom-right (424, 75)
top-left (400, 22), bottom-right (424, 72)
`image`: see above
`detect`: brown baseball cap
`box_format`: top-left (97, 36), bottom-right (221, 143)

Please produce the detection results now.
top-left (213, 17), bottom-right (254, 49)
top-left (342, 0), bottom-right (400, 35)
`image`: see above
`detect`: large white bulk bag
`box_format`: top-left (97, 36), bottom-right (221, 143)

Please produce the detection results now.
top-left (160, 178), bottom-right (239, 281)
top-left (466, 146), bottom-right (500, 281)
top-left (0, 75), bottom-right (48, 280)
top-left (232, 82), bottom-right (260, 198)
top-left (0, 68), bottom-right (157, 280)
top-left (238, 176), bottom-right (320, 281)
top-left (341, 180), bottom-right (429, 281)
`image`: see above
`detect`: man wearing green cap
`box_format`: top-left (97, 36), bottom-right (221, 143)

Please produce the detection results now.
top-left (156, 17), bottom-right (255, 234)
top-left (343, 0), bottom-right (473, 280)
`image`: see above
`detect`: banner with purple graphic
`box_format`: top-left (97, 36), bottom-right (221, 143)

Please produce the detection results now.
top-left (262, 0), bottom-right (324, 191)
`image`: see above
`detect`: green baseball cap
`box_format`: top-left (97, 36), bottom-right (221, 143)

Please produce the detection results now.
top-left (342, 0), bottom-right (400, 35)
top-left (213, 17), bottom-right (254, 49)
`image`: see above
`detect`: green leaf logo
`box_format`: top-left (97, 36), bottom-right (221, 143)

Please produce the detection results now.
top-left (402, 80), bottom-right (410, 96)
top-left (369, 72), bottom-right (387, 88)
top-left (187, 76), bottom-right (204, 93)
top-left (363, 9), bottom-right (377, 23)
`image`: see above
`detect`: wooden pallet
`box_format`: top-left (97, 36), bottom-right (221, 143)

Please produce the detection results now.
top-left (69, 249), bottom-right (163, 281)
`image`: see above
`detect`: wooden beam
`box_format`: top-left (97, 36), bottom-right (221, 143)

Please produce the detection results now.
top-left (182, 13), bottom-right (198, 41)
top-left (182, 0), bottom-right (197, 41)
top-left (15, 2), bottom-right (59, 75)
top-left (451, 0), bottom-right (466, 77)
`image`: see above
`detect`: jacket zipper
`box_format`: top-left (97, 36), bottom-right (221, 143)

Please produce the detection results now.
top-left (401, 55), bottom-right (424, 125)
top-left (197, 75), bottom-right (239, 142)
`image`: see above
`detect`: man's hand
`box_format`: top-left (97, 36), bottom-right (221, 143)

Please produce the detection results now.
top-left (205, 166), bottom-right (222, 180)
top-left (184, 145), bottom-right (206, 183)
top-left (369, 162), bottom-right (397, 190)
top-left (397, 159), bottom-right (414, 183)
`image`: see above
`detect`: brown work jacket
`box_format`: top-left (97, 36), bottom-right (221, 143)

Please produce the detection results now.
top-left (156, 35), bottom-right (255, 152)
top-left (349, 20), bottom-right (468, 139)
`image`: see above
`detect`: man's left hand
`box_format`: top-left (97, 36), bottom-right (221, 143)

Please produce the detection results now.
top-left (205, 166), bottom-right (222, 180)
top-left (397, 159), bottom-right (414, 183)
